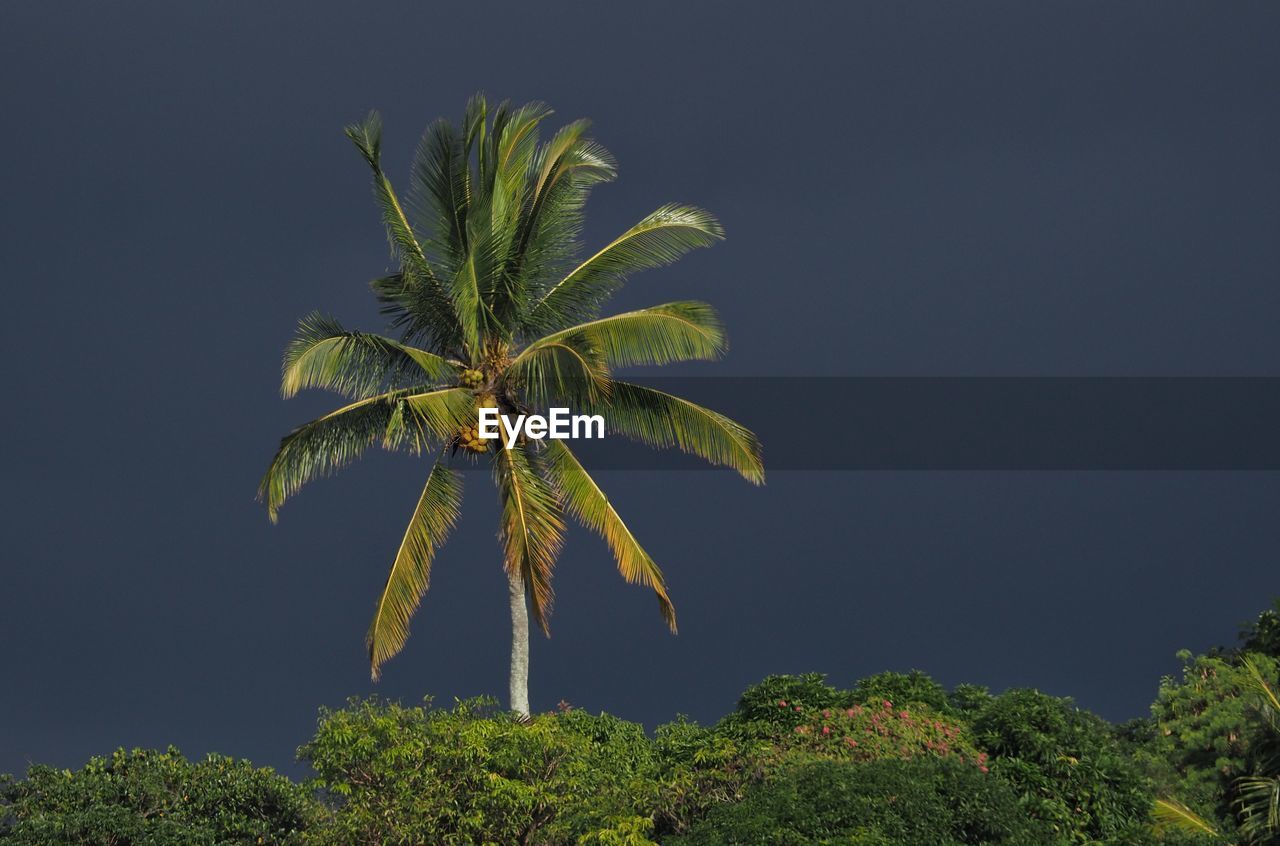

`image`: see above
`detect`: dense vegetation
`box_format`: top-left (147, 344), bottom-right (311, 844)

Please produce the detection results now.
top-left (7, 602), bottom-right (1280, 845)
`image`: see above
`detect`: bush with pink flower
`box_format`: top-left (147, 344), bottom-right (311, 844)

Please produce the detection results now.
top-left (775, 697), bottom-right (987, 768)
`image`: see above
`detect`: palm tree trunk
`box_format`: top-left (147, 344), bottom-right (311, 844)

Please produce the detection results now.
top-left (507, 568), bottom-right (530, 717)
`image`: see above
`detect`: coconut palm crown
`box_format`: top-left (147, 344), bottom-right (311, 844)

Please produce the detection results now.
top-left (259, 95), bottom-right (763, 714)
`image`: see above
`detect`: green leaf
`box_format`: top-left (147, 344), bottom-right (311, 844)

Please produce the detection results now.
top-left (590, 381), bottom-right (764, 484)
top-left (1151, 797), bottom-right (1224, 839)
top-left (367, 460), bottom-right (464, 680)
top-left (259, 387), bottom-right (470, 521)
top-left (494, 443), bottom-right (565, 634)
top-left (522, 301), bottom-right (724, 370)
top-left (344, 112), bottom-right (465, 354)
top-left (528, 204), bottom-right (724, 332)
top-left (282, 312), bottom-right (455, 399)
top-left (540, 440), bottom-right (675, 631)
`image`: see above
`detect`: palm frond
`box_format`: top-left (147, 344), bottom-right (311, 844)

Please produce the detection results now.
top-left (282, 312), bottom-right (455, 399)
top-left (590, 381), bottom-right (764, 484)
top-left (1243, 657), bottom-right (1280, 714)
top-left (401, 386), bottom-right (476, 440)
top-left (484, 120), bottom-right (593, 329)
top-left (344, 112), bottom-right (463, 353)
top-left (367, 460), bottom-right (463, 680)
top-left (506, 331), bottom-right (609, 407)
top-left (527, 204), bottom-right (724, 332)
top-left (508, 136), bottom-right (614, 319)
top-left (259, 390), bottom-right (409, 522)
top-left (540, 440), bottom-right (675, 631)
top-left (407, 117), bottom-right (470, 271)
top-left (1151, 797), bottom-right (1224, 840)
top-left (1237, 776), bottom-right (1280, 842)
top-left (522, 301), bottom-right (724, 370)
top-left (494, 443), bottom-right (565, 634)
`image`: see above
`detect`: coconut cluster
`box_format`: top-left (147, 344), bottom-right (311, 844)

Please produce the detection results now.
top-left (458, 369), bottom-right (485, 388)
top-left (456, 396), bottom-right (500, 454)
top-left (456, 425), bottom-right (489, 453)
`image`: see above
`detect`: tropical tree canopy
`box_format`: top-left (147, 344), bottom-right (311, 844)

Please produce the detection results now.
top-left (260, 95), bottom-right (763, 685)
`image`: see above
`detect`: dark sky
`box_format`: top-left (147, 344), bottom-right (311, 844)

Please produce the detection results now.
top-left (3, 1), bottom-right (1280, 779)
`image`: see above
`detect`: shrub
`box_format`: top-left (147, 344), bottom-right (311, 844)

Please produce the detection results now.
top-left (0, 746), bottom-right (315, 845)
top-left (667, 757), bottom-right (1055, 846)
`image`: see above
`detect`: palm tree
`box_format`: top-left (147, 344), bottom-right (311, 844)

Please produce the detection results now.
top-left (259, 96), bottom-right (763, 716)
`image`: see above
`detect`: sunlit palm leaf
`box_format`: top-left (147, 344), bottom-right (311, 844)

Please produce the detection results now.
top-left (1151, 797), bottom-right (1224, 840)
top-left (402, 386), bottom-right (476, 440)
top-left (507, 331), bottom-right (609, 407)
top-left (495, 443), bottom-right (565, 634)
top-left (282, 312), bottom-right (455, 399)
top-left (527, 204), bottom-right (723, 332)
top-left (366, 460), bottom-right (463, 680)
top-left (1238, 776), bottom-right (1280, 842)
top-left (592, 381), bottom-right (764, 484)
top-left (508, 138), bottom-right (611, 319)
top-left (524, 301), bottom-right (724, 369)
top-left (260, 387), bottom-right (470, 521)
top-left (259, 390), bottom-right (405, 522)
top-left (540, 440), bottom-right (676, 631)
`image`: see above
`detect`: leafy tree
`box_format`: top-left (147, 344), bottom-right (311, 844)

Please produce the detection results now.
top-left (1156, 658), bottom-right (1280, 846)
top-left (667, 757), bottom-right (1055, 846)
top-left (1149, 651), bottom-right (1280, 830)
top-left (1241, 602), bottom-right (1280, 660)
top-left (1233, 658), bottom-right (1280, 844)
top-left (259, 96), bottom-right (762, 713)
top-left (971, 688), bottom-right (1153, 844)
top-left (0, 747), bottom-right (315, 845)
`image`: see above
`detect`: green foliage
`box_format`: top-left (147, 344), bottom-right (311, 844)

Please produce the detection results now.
top-left (972, 688), bottom-right (1153, 844)
top-left (668, 757), bottom-right (1055, 846)
top-left (21, 624), bottom-right (1280, 846)
top-left (948, 683), bottom-right (996, 720)
top-left (297, 697), bottom-right (659, 846)
top-left (0, 747), bottom-right (315, 845)
top-left (649, 718), bottom-right (765, 838)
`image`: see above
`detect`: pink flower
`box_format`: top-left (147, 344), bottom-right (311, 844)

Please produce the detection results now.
top-left (882, 700), bottom-right (893, 709)
top-left (846, 708), bottom-right (857, 718)
top-left (794, 706), bottom-right (803, 712)
top-left (899, 711), bottom-right (910, 719)
top-left (778, 700), bottom-right (788, 708)
top-left (822, 709), bottom-right (831, 719)
top-left (822, 725), bottom-right (831, 735)
top-left (979, 765), bottom-right (989, 773)
top-left (844, 737), bottom-right (857, 747)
